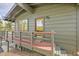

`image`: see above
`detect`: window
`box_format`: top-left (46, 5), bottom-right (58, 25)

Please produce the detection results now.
top-left (35, 17), bottom-right (44, 32)
top-left (19, 19), bottom-right (28, 32)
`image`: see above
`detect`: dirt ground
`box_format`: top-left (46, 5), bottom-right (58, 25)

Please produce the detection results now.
top-left (0, 48), bottom-right (42, 56)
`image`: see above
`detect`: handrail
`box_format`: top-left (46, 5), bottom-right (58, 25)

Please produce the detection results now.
top-left (33, 32), bottom-right (56, 34)
top-left (33, 36), bottom-right (51, 40)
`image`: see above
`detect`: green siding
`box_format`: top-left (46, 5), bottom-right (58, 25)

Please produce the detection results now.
top-left (16, 4), bottom-right (76, 51)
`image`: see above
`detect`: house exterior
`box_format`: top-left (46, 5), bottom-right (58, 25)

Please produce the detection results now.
top-left (3, 3), bottom-right (79, 55)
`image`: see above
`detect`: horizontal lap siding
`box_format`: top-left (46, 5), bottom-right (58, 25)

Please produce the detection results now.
top-left (53, 5), bottom-right (76, 51)
top-left (34, 4), bottom-right (76, 51)
top-left (16, 4), bottom-right (76, 51)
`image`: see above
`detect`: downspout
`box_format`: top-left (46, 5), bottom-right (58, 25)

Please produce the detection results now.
top-left (76, 3), bottom-right (78, 56)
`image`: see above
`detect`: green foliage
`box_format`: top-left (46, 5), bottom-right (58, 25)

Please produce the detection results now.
top-left (5, 21), bottom-right (12, 31)
top-left (0, 20), bottom-right (13, 31)
top-left (0, 20), bottom-right (3, 31)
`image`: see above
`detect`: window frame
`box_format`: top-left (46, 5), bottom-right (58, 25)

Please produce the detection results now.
top-left (35, 17), bottom-right (45, 32)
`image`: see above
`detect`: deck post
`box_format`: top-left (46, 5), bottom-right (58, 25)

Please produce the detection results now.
top-left (51, 31), bottom-right (55, 56)
top-left (12, 31), bottom-right (13, 43)
top-left (6, 40), bottom-right (9, 52)
top-left (20, 32), bottom-right (22, 52)
top-left (0, 32), bottom-right (2, 47)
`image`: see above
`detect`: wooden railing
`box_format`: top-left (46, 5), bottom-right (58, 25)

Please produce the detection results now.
top-left (0, 31), bottom-right (76, 56)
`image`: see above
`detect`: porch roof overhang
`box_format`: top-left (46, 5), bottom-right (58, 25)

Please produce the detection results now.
top-left (5, 3), bottom-right (41, 22)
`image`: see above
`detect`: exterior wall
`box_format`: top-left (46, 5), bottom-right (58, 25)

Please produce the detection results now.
top-left (15, 4), bottom-right (77, 52)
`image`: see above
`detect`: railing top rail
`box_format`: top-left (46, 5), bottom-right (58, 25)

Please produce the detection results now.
top-left (32, 32), bottom-right (56, 34)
